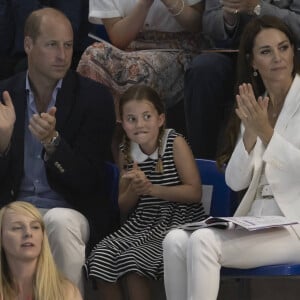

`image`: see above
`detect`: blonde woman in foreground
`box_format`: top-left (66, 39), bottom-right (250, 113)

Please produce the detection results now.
top-left (0, 201), bottom-right (82, 300)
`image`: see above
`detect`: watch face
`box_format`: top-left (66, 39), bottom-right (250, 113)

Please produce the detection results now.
top-left (52, 134), bottom-right (61, 146)
top-left (254, 4), bottom-right (261, 15)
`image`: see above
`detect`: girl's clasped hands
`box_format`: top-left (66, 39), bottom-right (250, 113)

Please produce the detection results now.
top-left (122, 162), bottom-right (153, 196)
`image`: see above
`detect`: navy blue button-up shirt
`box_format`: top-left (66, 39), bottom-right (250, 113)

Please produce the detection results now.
top-left (17, 74), bottom-right (70, 208)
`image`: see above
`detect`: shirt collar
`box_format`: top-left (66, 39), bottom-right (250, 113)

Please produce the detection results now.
top-left (131, 142), bottom-right (158, 163)
top-left (129, 129), bottom-right (172, 163)
top-left (25, 72), bottom-right (63, 109)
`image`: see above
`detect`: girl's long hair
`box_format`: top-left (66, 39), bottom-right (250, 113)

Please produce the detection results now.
top-left (0, 201), bottom-right (69, 300)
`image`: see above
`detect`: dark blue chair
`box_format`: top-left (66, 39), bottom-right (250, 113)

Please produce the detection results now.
top-left (196, 158), bottom-right (300, 299)
top-left (195, 158), bottom-right (237, 217)
top-left (104, 161), bottom-right (119, 210)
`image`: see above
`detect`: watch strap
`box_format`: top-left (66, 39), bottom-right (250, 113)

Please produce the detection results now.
top-left (41, 131), bottom-right (60, 147)
top-left (253, 3), bottom-right (261, 16)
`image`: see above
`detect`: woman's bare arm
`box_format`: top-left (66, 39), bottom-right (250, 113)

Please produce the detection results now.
top-left (161, 1), bottom-right (204, 32)
top-left (103, 1), bottom-right (203, 49)
top-left (103, 1), bottom-right (153, 49)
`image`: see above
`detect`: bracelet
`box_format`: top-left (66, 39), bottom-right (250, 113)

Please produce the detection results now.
top-left (168, 0), bottom-right (185, 17)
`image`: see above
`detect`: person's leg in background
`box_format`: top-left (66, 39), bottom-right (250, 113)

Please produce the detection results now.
top-left (184, 53), bottom-right (235, 159)
top-left (43, 208), bottom-right (90, 296)
top-left (10, 0), bottom-right (42, 74)
top-left (0, 0), bottom-right (15, 80)
top-left (11, 0), bottom-right (41, 54)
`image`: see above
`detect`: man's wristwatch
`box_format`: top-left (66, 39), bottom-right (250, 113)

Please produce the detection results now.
top-left (253, 3), bottom-right (261, 16)
top-left (41, 131), bottom-right (61, 147)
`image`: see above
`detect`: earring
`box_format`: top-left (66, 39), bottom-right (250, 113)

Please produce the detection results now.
top-left (253, 70), bottom-right (258, 77)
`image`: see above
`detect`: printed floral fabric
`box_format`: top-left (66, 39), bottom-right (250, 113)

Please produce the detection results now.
top-left (77, 31), bottom-right (205, 117)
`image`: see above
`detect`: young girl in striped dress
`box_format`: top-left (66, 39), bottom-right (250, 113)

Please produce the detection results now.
top-left (85, 84), bottom-right (205, 300)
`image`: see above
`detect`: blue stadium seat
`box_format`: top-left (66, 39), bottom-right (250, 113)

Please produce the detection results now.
top-left (104, 161), bottom-right (119, 210)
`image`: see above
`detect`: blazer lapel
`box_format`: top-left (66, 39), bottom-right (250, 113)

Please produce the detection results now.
top-left (234, 140), bottom-right (265, 216)
top-left (9, 73), bottom-right (27, 179)
top-left (54, 71), bottom-right (77, 132)
top-left (274, 74), bottom-right (300, 134)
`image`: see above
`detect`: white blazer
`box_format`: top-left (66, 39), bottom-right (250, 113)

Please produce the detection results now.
top-left (226, 74), bottom-right (300, 238)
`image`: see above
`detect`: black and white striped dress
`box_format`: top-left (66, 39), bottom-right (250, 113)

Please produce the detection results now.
top-left (85, 129), bottom-right (205, 281)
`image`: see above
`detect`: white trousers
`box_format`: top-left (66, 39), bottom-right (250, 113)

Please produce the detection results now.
top-left (40, 208), bottom-right (89, 295)
top-left (163, 227), bottom-right (300, 300)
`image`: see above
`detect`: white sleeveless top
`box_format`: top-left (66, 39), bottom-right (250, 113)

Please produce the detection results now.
top-left (89, 0), bottom-right (202, 32)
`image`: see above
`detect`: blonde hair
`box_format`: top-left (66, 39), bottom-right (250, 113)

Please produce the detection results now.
top-left (0, 201), bottom-right (68, 300)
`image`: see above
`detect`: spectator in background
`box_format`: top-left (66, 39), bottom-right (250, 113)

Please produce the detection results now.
top-left (0, 7), bottom-right (115, 295)
top-left (77, 0), bottom-right (207, 162)
top-left (164, 15), bottom-right (300, 300)
top-left (0, 0), bottom-right (93, 80)
top-left (0, 201), bottom-right (82, 300)
top-left (0, 0), bottom-right (14, 79)
top-left (185, 0), bottom-right (300, 159)
top-left (77, 0), bottom-right (207, 117)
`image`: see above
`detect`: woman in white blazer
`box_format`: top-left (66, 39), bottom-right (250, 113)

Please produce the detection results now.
top-left (163, 15), bottom-right (300, 300)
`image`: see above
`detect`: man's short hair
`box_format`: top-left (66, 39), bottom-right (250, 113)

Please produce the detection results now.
top-left (24, 8), bottom-right (69, 42)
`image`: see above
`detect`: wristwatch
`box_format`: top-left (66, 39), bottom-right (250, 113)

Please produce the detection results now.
top-left (253, 4), bottom-right (261, 16)
top-left (41, 131), bottom-right (61, 147)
